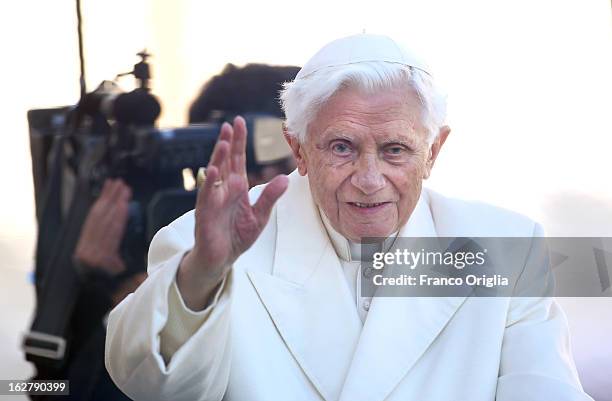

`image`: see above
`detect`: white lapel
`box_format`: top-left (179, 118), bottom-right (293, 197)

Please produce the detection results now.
top-left (247, 171), bottom-right (362, 401)
top-left (338, 188), bottom-right (472, 401)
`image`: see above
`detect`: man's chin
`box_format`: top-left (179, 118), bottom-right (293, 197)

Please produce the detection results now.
top-left (334, 207), bottom-right (398, 241)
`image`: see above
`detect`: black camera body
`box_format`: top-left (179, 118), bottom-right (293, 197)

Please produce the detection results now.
top-left (27, 100), bottom-right (280, 286)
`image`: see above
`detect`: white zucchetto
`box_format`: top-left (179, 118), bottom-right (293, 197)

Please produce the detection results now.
top-left (295, 33), bottom-right (431, 80)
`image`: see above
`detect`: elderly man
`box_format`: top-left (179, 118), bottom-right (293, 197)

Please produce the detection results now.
top-left (105, 34), bottom-right (592, 401)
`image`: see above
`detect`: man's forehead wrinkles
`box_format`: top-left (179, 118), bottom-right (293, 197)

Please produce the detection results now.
top-left (333, 106), bottom-right (419, 124)
top-left (317, 120), bottom-right (369, 139)
top-left (320, 119), bottom-right (422, 140)
top-left (327, 113), bottom-right (417, 127)
top-left (333, 106), bottom-right (413, 120)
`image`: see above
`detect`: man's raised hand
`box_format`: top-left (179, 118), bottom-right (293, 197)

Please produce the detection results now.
top-left (177, 116), bottom-right (288, 310)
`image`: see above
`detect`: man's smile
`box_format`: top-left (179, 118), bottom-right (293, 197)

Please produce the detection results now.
top-left (345, 201), bottom-right (393, 214)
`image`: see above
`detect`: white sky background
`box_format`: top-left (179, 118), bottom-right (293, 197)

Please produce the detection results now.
top-left (0, 0), bottom-right (611, 392)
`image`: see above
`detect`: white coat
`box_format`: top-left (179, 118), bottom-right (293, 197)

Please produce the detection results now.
top-left (105, 171), bottom-right (592, 401)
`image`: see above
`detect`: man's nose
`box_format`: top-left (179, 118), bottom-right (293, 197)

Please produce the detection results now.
top-left (350, 154), bottom-right (386, 195)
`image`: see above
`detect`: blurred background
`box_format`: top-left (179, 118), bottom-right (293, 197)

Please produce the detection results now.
top-left (0, 0), bottom-right (610, 400)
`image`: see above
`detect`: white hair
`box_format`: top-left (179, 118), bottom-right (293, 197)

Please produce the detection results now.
top-left (279, 62), bottom-right (447, 144)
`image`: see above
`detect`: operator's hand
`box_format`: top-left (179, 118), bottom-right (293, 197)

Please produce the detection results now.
top-left (74, 178), bottom-right (132, 275)
top-left (177, 116), bottom-right (288, 310)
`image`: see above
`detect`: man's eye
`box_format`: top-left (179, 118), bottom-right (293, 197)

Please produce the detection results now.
top-left (331, 142), bottom-right (352, 155)
top-left (386, 146), bottom-right (405, 155)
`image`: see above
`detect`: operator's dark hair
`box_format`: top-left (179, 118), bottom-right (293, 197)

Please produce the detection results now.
top-left (189, 63), bottom-right (300, 123)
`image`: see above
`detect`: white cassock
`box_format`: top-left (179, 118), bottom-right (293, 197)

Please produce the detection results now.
top-left (105, 170), bottom-right (593, 401)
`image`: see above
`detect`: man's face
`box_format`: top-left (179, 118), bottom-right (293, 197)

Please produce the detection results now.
top-left (287, 85), bottom-right (449, 242)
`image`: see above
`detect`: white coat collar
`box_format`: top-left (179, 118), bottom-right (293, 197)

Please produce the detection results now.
top-left (247, 171), bottom-right (361, 401)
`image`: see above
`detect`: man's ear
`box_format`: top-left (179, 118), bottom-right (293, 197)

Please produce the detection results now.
top-left (423, 125), bottom-right (451, 179)
top-left (283, 128), bottom-right (308, 176)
